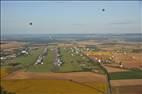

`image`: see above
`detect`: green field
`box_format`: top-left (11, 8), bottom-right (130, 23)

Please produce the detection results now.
top-left (1, 48), bottom-right (44, 72)
top-left (110, 69), bottom-right (142, 80)
top-left (59, 48), bottom-right (83, 72)
top-left (59, 48), bottom-right (104, 73)
top-left (17, 47), bottom-right (105, 73)
top-left (26, 48), bottom-right (54, 72)
top-left (1, 46), bottom-right (105, 73)
top-left (15, 48), bottom-right (43, 66)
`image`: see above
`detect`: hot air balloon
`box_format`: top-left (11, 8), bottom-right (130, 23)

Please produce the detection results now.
top-left (102, 9), bottom-right (105, 12)
top-left (29, 22), bottom-right (32, 26)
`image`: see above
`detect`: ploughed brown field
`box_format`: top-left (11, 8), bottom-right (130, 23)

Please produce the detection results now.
top-left (111, 78), bottom-right (142, 94)
top-left (1, 41), bottom-right (25, 49)
top-left (112, 85), bottom-right (142, 94)
top-left (113, 53), bottom-right (142, 69)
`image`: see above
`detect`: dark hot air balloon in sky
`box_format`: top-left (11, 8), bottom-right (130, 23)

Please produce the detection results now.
top-left (102, 8), bottom-right (105, 12)
top-left (29, 22), bottom-right (32, 26)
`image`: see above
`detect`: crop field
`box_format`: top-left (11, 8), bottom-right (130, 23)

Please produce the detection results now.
top-left (0, 67), bottom-right (12, 79)
top-left (111, 79), bottom-right (142, 94)
top-left (1, 79), bottom-right (106, 94)
top-left (112, 85), bottom-right (142, 94)
top-left (1, 72), bottom-right (107, 94)
top-left (86, 51), bottom-right (112, 56)
top-left (85, 51), bottom-right (113, 62)
top-left (109, 69), bottom-right (142, 80)
top-left (112, 53), bottom-right (142, 69)
top-left (1, 41), bottom-right (25, 49)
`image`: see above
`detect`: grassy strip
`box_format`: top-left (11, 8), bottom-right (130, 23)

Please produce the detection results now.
top-left (59, 48), bottom-right (82, 72)
top-left (110, 70), bottom-right (142, 80)
top-left (15, 48), bottom-right (43, 66)
top-left (26, 48), bottom-right (54, 72)
top-left (59, 48), bottom-right (105, 73)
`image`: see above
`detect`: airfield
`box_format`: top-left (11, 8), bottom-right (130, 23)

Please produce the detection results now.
top-left (1, 35), bottom-right (142, 94)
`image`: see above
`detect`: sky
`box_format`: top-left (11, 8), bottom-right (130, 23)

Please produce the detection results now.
top-left (1, 1), bottom-right (142, 34)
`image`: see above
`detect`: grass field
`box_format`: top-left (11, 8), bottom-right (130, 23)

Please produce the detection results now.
top-left (0, 48), bottom-right (45, 78)
top-left (59, 48), bottom-right (98, 72)
top-left (1, 79), bottom-right (105, 94)
top-left (110, 70), bottom-right (142, 80)
top-left (15, 48), bottom-right (43, 66)
top-left (26, 48), bottom-right (54, 72)
top-left (59, 48), bottom-right (83, 72)
top-left (59, 48), bottom-right (106, 73)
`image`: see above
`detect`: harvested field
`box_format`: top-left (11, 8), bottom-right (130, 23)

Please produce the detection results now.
top-left (103, 66), bottom-right (128, 73)
top-left (111, 79), bottom-right (142, 87)
top-left (86, 51), bottom-right (112, 57)
top-left (0, 67), bottom-right (11, 79)
top-left (112, 85), bottom-right (142, 94)
top-left (98, 42), bottom-right (142, 51)
top-left (111, 79), bottom-right (142, 94)
top-left (3, 71), bottom-right (106, 83)
top-left (1, 41), bottom-right (25, 49)
top-left (1, 72), bottom-right (107, 94)
top-left (113, 53), bottom-right (142, 69)
top-left (1, 79), bottom-right (106, 94)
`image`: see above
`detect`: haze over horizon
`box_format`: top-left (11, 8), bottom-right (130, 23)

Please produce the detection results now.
top-left (1, 1), bottom-right (142, 35)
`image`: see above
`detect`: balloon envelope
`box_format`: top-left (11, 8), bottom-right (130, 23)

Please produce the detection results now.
top-left (29, 22), bottom-right (32, 26)
top-left (102, 9), bottom-right (105, 12)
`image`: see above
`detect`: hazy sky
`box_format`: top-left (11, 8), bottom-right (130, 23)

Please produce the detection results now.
top-left (1, 1), bottom-right (141, 34)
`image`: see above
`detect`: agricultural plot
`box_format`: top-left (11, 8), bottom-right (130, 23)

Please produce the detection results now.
top-left (1, 41), bottom-right (25, 49)
top-left (0, 67), bottom-right (12, 79)
top-left (112, 85), bottom-right (142, 94)
top-left (0, 46), bottom-right (107, 94)
top-left (111, 79), bottom-right (142, 94)
top-left (1, 79), bottom-right (105, 94)
top-left (110, 69), bottom-right (142, 80)
top-left (1, 71), bottom-right (107, 94)
top-left (112, 53), bottom-right (142, 69)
